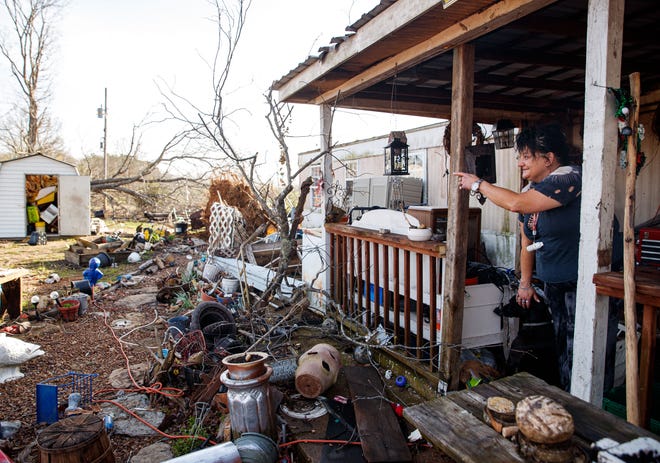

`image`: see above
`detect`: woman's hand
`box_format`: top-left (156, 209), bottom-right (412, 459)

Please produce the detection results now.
top-left (454, 172), bottom-right (479, 191)
top-left (516, 285), bottom-right (539, 308)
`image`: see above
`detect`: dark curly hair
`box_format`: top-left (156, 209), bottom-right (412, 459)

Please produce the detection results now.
top-left (515, 123), bottom-right (570, 165)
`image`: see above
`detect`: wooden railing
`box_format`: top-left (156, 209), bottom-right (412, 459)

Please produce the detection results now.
top-left (325, 223), bottom-right (447, 370)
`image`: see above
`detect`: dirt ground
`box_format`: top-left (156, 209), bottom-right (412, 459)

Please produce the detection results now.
top-left (0, 233), bottom-right (453, 463)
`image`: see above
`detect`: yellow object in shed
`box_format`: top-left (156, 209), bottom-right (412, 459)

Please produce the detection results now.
top-left (35, 222), bottom-right (46, 234)
top-left (36, 191), bottom-right (56, 205)
top-left (27, 205), bottom-right (40, 223)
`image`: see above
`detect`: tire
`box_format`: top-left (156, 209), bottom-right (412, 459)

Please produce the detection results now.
top-left (190, 301), bottom-right (237, 340)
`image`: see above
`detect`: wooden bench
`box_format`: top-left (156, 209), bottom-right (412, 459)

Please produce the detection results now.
top-left (404, 372), bottom-right (656, 463)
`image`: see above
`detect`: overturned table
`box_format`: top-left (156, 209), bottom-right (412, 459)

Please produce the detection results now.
top-left (404, 372), bottom-right (656, 463)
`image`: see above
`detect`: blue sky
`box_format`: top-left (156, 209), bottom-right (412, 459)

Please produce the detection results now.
top-left (1, 0), bottom-right (437, 164)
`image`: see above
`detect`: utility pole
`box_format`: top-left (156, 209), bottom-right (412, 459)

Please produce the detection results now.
top-left (97, 88), bottom-right (108, 213)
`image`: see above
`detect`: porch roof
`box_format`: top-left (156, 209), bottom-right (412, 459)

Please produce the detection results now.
top-left (272, 0), bottom-right (659, 122)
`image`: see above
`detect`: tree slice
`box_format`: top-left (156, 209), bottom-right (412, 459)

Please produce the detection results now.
top-left (515, 395), bottom-right (574, 444)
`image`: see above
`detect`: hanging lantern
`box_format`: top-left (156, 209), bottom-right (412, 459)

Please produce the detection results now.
top-left (492, 119), bottom-right (516, 149)
top-left (384, 131), bottom-right (409, 175)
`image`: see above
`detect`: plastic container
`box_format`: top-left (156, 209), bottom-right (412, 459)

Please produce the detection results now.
top-left (175, 221), bottom-right (188, 235)
top-left (27, 207), bottom-right (40, 223)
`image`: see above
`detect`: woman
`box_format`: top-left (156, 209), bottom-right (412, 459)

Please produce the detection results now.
top-left (455, 124), bottom-right (581, 391)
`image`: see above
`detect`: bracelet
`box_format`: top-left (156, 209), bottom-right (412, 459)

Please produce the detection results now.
top-left (519, 286), bottom-right (532, 290)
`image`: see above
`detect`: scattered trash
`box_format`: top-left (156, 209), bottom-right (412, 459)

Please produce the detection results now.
top-left (408, 428), bottom-right (423, 442)
top-left (43, 273), bottom-right (60, 284)
top-left (395, 375), bottom-right (407, 387)
top-left (127, 252), bottom-right (141, 263)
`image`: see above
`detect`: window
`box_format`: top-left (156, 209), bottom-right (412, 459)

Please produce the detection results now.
top-left (310, 165), bottom-right (322, 208)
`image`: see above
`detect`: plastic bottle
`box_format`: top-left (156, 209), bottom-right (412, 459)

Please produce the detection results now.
top-left (103, 414), bottom-right (114, 433)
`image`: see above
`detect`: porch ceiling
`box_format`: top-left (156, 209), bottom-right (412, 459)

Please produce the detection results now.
top-left (271, 0), bottom-right (660, 124)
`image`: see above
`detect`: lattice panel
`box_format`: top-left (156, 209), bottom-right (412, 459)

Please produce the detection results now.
top-left (208, 202), bottom-right (247, 257)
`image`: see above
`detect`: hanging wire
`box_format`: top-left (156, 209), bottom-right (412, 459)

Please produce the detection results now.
top-left (389, 64), bottom-right (399, 130)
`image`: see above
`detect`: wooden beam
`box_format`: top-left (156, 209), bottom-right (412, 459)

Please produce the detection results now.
top-left (309, 0), bottom-right (557, 106)
top-left (571, 0), bottom-right (624, 406)
top-left (275, 0), bottom-right (442, 101)
top-left (334, 97), bottom-right (562, 126)
top-left (439, 43), bottom-right (474, 390)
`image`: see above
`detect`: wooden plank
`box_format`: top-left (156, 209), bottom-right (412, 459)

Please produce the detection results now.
top-left (344, 366), bottom-right (412, 463)
top-left (486, 373), bottom-right (657, 444)
top-left (593, 269), bottom-right (660, 307)
top-left (404, 398), bottom-right (525, 463)
top-left (76, 237), bottom-right (98, 249)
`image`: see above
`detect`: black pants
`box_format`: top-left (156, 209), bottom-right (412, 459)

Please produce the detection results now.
top-left (544, 281), bottom-right (618, 392)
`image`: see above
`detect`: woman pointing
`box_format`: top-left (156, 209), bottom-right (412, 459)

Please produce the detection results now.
top-left (455, 123), bottom-right (582, 391)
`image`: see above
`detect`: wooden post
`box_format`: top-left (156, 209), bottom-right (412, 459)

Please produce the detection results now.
top-left (623, 72), bottom-right (640, 426)
top-left (440, 43), bottom-right (474, 389)
top-left (571, 0), bottom-right (623, 404)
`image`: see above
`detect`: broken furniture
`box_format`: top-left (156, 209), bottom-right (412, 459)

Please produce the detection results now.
top-left (64, 237), bottom-right (130, 267)
top-left (404, 372), bottom-right (657, 463)
top-left (0, 268), bottom-right (30, 319)
top-left (593, 266), bottom-right (660, 429)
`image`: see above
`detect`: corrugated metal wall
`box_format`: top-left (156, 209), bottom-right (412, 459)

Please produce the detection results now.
top-left (0, 155), bottom-right (78, 239)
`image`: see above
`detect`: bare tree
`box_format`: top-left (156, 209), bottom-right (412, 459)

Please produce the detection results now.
top-left (0, 0), bottom-right (64, 156)
top-left (164, 0), bottom-right (333, 304)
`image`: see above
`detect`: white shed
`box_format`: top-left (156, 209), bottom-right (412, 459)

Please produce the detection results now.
top-left (0, 154), bottom-right (90, 239)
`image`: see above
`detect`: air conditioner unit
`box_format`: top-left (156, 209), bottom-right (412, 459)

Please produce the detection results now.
top-left (346, 176), bottom-right (423, 209)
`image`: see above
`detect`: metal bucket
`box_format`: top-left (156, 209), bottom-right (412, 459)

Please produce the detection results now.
top-left (71, 280), bottom-right (94, 297)
top-left (220, 355), bottom-right (276, 440)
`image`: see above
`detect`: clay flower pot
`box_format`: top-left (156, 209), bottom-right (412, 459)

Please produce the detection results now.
top-left (58, 299), bottom-right (80, 322)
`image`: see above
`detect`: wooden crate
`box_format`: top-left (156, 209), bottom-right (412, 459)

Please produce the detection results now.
top-left (64, 250), bottom-right (131, 267)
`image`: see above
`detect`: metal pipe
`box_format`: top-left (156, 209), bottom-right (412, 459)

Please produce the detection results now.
top-left (160, 432), bottom-right (278, 463)
top-left (160, 440), bottom-right (241, 463)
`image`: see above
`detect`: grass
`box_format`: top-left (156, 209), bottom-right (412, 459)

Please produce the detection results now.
top-left (0, 220), bottom-right (153, 310)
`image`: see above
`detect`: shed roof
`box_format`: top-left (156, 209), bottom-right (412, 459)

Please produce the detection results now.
top-left (0, 153), bottom-right (77, 170)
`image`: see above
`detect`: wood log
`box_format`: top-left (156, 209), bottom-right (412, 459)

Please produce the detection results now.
top-left (623, 71), bottom-right (641, 425)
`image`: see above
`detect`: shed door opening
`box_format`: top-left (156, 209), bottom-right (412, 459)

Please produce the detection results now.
top-left (25, 174), bottom-right (59, 235)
